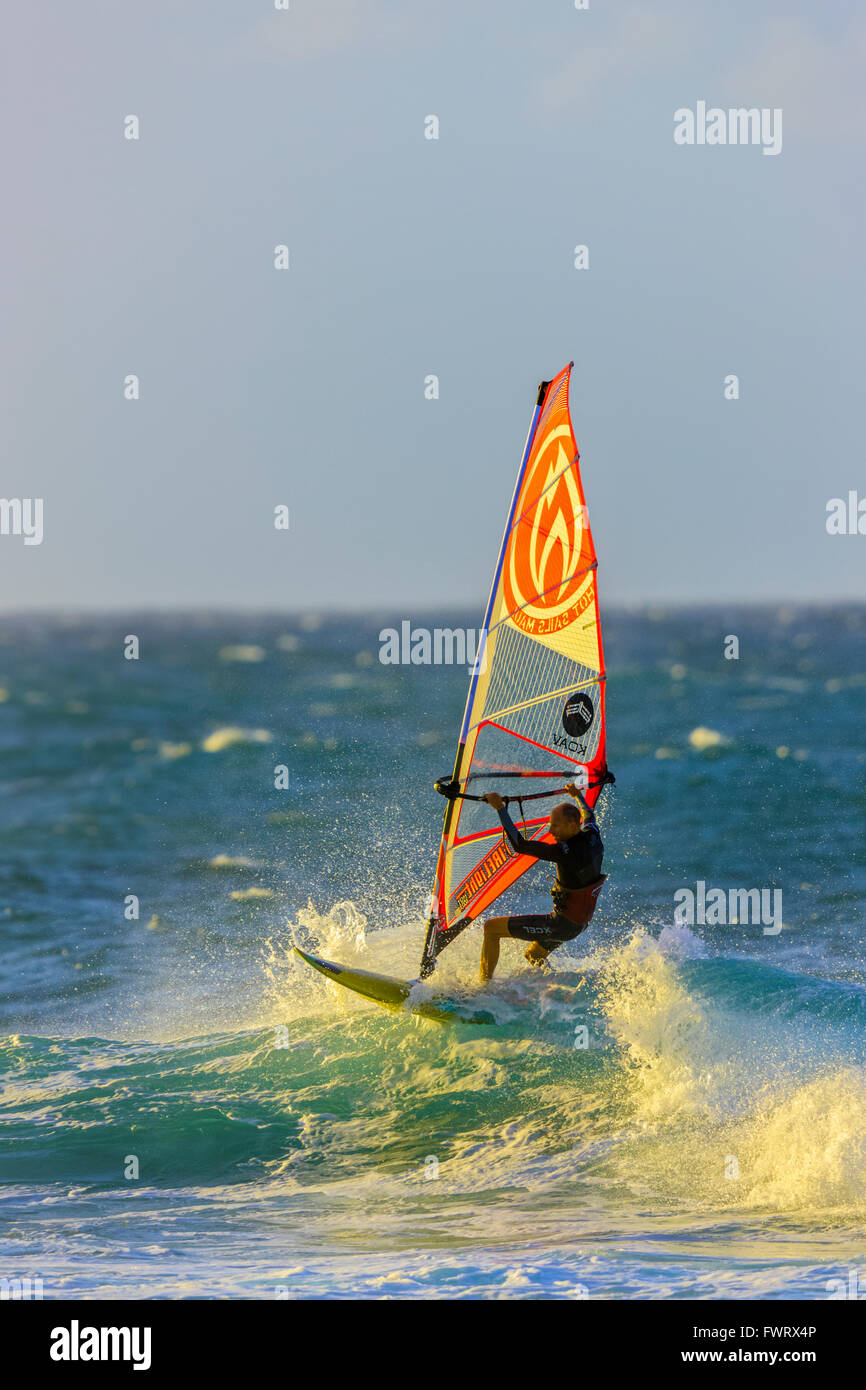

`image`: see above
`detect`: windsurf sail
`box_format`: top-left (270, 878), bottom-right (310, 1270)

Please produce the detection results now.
top-left (419, 363), bottom-right (613, 977)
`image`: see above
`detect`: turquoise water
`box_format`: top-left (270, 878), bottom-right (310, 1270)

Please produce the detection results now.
top-left (1, 607), bottom-right (865, 1298)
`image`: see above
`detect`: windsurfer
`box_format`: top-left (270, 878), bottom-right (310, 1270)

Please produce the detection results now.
top-left (478, 784), bottom-right (605, 980)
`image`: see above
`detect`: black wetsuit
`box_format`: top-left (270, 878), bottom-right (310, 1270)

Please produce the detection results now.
top-left (496, 806), bottom-right (604, 947)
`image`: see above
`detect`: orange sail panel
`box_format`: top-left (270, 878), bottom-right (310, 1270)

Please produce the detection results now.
top-left (422, 364), bottom-right (610, 970)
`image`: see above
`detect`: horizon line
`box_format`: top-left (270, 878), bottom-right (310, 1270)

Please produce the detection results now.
top-left (1, 599), bottom-right (864, 619)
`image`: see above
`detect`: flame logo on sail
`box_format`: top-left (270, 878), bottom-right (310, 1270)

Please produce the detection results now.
top-left (502, 422), bottom-right (592, 634)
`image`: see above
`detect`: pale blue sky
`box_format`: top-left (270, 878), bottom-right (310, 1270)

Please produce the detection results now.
top-left (3, 0), bottom-right (864, 609)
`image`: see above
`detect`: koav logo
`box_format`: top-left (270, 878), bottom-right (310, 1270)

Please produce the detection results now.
top-left (502, 421), bottom-right (592, 636)
top-left (562, 692), bottom-right (594, 737)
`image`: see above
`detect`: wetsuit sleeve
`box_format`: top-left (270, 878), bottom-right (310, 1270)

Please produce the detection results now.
top-left (581, 824), bottom-right (604, 876)
top-left (497, 807), bottom-right (560, 862)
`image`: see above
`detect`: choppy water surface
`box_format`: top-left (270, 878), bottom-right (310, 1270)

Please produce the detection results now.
top-left (1, 607), bottom-right (864, 1298)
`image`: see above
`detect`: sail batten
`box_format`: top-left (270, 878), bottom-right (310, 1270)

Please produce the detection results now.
top-left (419, 364), bottom-right (611, 977)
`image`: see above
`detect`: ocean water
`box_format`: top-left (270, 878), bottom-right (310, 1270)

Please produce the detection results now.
top-left (1, 606), bottom-right (865, 1300)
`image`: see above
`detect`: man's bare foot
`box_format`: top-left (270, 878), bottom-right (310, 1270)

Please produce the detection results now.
top-left (524, 946), bottom-right (550, 970)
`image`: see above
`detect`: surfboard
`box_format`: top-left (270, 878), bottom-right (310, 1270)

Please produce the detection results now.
top-left (293, 947), bottom-right (497, 1024)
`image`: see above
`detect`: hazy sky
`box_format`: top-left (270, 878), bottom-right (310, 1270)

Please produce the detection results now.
top-left (3, 0), bottom-right (864, 610)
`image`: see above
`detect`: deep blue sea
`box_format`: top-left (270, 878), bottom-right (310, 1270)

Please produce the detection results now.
top-left (1, 606), bottom-right (865, 1299)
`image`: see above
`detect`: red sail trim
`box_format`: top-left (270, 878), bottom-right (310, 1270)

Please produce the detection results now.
top-left (456, 832), bottom-right (559, 923)
top-left (451, 818), bottom-right (548, 851)
top-left (460, 719), bottom-right (586, 762)
top-left (447, 828), bottom-right (558, 923)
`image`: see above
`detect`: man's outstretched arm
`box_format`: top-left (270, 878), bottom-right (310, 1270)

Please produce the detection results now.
top-left (483, 793), bottom-right (560, 861)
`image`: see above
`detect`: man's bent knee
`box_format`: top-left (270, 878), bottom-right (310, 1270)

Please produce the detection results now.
top-left (483, 917), bottom-right (510, 938)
